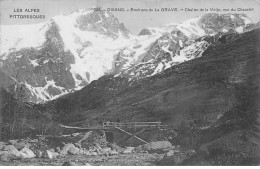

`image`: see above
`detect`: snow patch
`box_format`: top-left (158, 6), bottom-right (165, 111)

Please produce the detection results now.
top-left (179, 40), bottom-right (184, 48)
top-left (177, 17), bottom-right (205, 37)
top-left (29, 59), bottom-right (40, 67)
top-left (151, 62), bottom-right (164, 76)
top-left (0, 22), bottom-right (48, 56)
top-left (230, 15), bottom-right (235, 20)
top-left (222, 28), bottom-right (228, 33)
top-left (23, 78), bottom-right (67, 103)
top-left (235, 26), bottom-right (244, 33)
top-left (239, 15), bottom-right (253, 25)
top-left (104, 12), bottom-right (109, 17)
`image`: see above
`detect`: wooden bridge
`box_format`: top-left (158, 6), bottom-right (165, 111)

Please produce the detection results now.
top-left (60, 121), bottom-right (168, 144)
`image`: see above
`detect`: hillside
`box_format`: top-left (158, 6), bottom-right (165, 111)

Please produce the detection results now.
top-left (53, 28), bottom-right (260, 164)
top-left (54, 28), bottom-right (259, 123)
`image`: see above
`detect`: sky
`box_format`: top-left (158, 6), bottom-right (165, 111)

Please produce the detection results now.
top-left (0, 0), bottom-right (260, 34)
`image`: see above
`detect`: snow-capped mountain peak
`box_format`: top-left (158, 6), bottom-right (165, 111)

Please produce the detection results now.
top-left (177, 13), bottom-right (254, 38)
top-left (0, 8), bottom-right (161, 102)
top-left (0, 11), bottom-right (256, 102)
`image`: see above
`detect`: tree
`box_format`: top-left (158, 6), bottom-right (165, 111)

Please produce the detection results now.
top-left (7, 83), bottom-right (28, 138)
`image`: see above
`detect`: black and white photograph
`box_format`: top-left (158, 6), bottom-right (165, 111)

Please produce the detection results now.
top-left (0, 0), bottom-right (259, 166)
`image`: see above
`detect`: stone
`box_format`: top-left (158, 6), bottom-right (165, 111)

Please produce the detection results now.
top-left (123, 146), bottom-right (135, 154)
top-left (53, 152), bottom-right (60, 158)
top-left (3, 145), bottom-right (22, 158)
top-left (61, 143), bottom-right (76, 155)
top-left (68, 146), bottom-right (79, 155)
top-left (122, 149), bottom-right (132, 154)
top-left (125, 147), bottom-right (135, 151)
top-left (99, 147), bottom-right (111, 155)
top-left (0, 151), bottom-right (20, 161)
top-left (3, 145), bottom-right (17, 151)
top-left (35, 150), bottom-right (43, 158)
top-left (165, 149), bottom-right (180, 157)
top-left (78, 149), bottom-right (85, 155)
top-left (0, 154), bottom-right (10, 162)
top-left (44, 150), bottom-right (55, 159)
top-left (55, 147), bottom-right (61, 153)
top-left (14, 142), bottom-right (30, 151)
top-left (0, 142), bottom-right (6, 150)
top-left (84, 163), bottom-right (91, 166)
top-left (20, 148), bottom-right (35, 158)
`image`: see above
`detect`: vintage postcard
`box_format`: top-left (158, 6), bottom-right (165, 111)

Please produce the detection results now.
top-left (0, 0), bottom-right (259, 166)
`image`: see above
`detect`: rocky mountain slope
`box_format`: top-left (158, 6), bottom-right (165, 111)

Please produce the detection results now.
top-left (0, 9), bottom-right (132, 102)
top-left (53, 27), bottom-right (260, 124)
top-left (115, 13), bottom-right (255, 81)
top-left (0, 11), bottom-right (256, 102)
top-left (53, 27), bottom-right (260, 164)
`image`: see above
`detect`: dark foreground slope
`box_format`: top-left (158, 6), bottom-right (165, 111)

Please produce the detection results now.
top-left (54, 28), bottom-right (260, 165)
top-left (0, 71), bottom-right (61, 140)
top-left (55, 28), bottom-right (259, 126)
top-left (0, 71), bottom-right (18, 140)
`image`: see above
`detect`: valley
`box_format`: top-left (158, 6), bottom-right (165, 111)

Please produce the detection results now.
top-left (0, 8), bottom-right (259, 165)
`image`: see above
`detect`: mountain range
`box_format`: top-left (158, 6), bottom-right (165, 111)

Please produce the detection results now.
top-left (0, 9), bottom-right (258, 102)
top-left (0, 8), bottom-right (260, 165)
